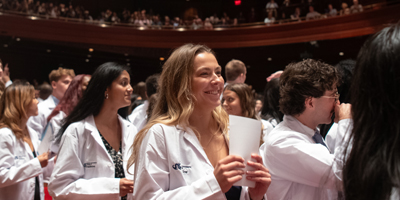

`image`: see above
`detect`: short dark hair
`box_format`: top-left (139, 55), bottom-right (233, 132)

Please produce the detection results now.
top-left (225, 59), bottom-right (246, 81)
top-left (279, 59), bottom-right (340, 115)
top-left (39, 82), bottom-right (52, 100)
top-left (145, 74), bottom-right (160, 97)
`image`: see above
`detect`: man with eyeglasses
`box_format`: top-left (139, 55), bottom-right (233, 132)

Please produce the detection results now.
top-left (260, 59), bottom-right (352, 200)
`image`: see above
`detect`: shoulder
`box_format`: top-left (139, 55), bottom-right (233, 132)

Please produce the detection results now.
top-left (50, 111), bottom-right (66, 124)
top-left (0, 127), bottom-right (16, 145)
top-left (266, 122), bottom-right (304, 145)
top-left (39, 97), bottom-right (54, 107)
top-left (261, 119), bottom-right (274, 129)
top-left (147, 123), bottom-right (177, 137)
top-left (63, 118), bottom-right (88, 138)
top-left (0, 127), bottom-right (15, 139)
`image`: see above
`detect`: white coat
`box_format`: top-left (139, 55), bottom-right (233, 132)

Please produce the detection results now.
top-left (0, 127), bottom-right (44, 200)
top-left (127, 100), bottom-right (148, 131)
top-left (48, 115), bottom-right (137, 200)
top-left (27, 95), bottom-right (57, 139)
top-left (261, 115), bottom-right (350, 200)
top-left (42, 111), bottom-right (66, 184)
top-left (134, 123), bottom-right (254, 200)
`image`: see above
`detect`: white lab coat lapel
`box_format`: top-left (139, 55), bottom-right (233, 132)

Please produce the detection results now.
top-left (84, 115), bottom-right (113, 164)
top-left (179, 125), bottom-right (214, 168)
top-left (22, 127), bottom-right (40, 159)
top-left (119, 115), bottom-right (130, 154)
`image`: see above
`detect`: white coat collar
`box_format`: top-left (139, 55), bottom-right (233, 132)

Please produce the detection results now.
top-left (22, 126), bottom-right (40, 159)
top-left (176, 124), bottom-right (214, 168)
top-left (83, 115), bottom-right (132, 162)
top-left (42, 95), bottom-right (57, 109)
top-left (284, 115), bottom-right (317, 138)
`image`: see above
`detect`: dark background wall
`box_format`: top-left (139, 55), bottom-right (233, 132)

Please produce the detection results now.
top-left (0, 34), bottom-right (369, 94)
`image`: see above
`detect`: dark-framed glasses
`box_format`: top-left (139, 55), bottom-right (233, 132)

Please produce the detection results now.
top-left (321, 91), bottom-right (340, 101)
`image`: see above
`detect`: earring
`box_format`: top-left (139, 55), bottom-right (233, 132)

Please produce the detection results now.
top-left (105, 93), bottom-right (109, 99)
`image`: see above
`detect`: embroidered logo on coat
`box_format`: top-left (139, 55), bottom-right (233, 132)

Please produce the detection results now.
top-left (83, 162), bottom-right (97, 168)
top-left (172, 163), bottom-right (192, 174)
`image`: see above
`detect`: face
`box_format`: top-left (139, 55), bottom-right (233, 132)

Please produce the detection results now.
top-left (106, 70), bottom-right (133, 109)
top-left (34, 90), bottom-right (40, 99)
top-left (191, 52), bottom-right (224, 111)
top-left (52, 75), bottom-right (73, 100)
top-left (312, 88), bottom-right (338, 125)
top-left (81, 76), bottom-right (91, 91)
top-left (222, 89), bottom-right (242, 116)
top-left (255, 100), bottom-right (263, 113)
top-left (26, 95), bottom-right (39, 117)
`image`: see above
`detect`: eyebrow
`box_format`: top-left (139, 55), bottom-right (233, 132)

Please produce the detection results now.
top-left (198, 65), bottom-right (221, 71)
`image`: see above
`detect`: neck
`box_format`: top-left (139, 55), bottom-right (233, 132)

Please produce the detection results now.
top-left (94, 103), bottom-right (119, 127)
top-left (19, 117), bottom-right (28, 133)
top-left (189, 106), bottom-right (215, 136)
top-left (293, 113), bottom-right (317, 130)
top-left (51, 93), bottom-right (60, 101)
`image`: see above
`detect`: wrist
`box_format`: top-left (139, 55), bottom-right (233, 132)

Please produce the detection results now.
top-left (249, 194), bottom-right (265, 200)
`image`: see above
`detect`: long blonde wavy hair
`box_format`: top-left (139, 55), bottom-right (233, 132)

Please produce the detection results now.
top-left (128, 44), bottom-right (229, 169)
top-left (0, 84), bottom-right (35, 140)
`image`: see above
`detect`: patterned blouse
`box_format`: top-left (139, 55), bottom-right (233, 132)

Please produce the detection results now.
top-left (99, 132), bottom-right (126, 200)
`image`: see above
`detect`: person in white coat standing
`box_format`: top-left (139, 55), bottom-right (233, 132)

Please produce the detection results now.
top-left (0, 83), bottom-right (49, 200)
top-left (27, 67), bottom-right (75, 139)
top-left (40, 74), bottom-right (91, 199)
top-left (128, 44), bottom-right (271, 200)
top-left (48, 62), bottom-right (136, 200)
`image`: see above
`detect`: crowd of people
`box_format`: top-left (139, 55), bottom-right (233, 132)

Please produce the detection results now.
top-left (0, 16), bottom-right (399, 200)
top-left (0, 0), bottom-right (367, 29)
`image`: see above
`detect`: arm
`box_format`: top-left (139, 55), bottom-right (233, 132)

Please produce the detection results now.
top-left (266, 133), bottom-right (338, 189)
top-left (48, 125), bottom-right (120, 199)
top-left (0, 131), bottom-right (42, 188)
top-left (133, 126), bottom-right (226, 200)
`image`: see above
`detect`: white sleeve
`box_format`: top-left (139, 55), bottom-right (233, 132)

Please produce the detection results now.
top-left (331, 119), bottom-right (353, 183)
top-left (5, 80), bottom-right (12, 87)
top-left (0, 131), bottom-right (42, 188)
top-left (262, 120), bottom-right (274, 143)
top-left (48, 126), bottom-right (120, 199)
top-left (133, 126), bottom-right (226, 200)
top-left (325, 123), bottom-right (338, 153)
top-left (266, 132), bottom-right (338, 189)
top-left (27, 114), bottom-right (45, 139)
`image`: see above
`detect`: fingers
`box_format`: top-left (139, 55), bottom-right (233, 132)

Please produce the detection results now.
top-left (246, 176), bottom-right (272, 185)
top-left (250, 154), bottom-right (263, 164)
top-left (218, 155), bottom-right (244, 165)
top-left (223, 169), bottom-right (245, 178)
top-left (337, 103), bottom-right (352, 121)
top-left (247, 160), bottom-right (268, 172)
top-left (246, 170), bottom-right (270, 178)
top-left (227, 174), bottom-right (243, 184)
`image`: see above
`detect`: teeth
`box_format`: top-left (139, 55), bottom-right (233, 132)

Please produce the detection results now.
top-left (206, 90), bottom-right (219, 94)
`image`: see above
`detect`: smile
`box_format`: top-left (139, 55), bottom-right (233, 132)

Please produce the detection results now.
top-left (205, 90), bottom-right (219, 95)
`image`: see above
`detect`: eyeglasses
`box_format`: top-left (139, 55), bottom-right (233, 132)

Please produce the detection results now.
top-left (321, 92), bottom-right (340, 101)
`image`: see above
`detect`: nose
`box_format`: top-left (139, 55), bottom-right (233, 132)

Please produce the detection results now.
top-left (127, 84), bottom-right (133, 93)
top-left (210, 73), bottom-right (223, 85)
top-left (222, 99), bottom-right (228, 108)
